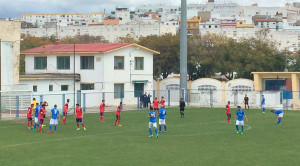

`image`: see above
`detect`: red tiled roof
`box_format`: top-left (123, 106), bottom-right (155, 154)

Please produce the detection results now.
top-left (22, 43), bottom-right (131, 54)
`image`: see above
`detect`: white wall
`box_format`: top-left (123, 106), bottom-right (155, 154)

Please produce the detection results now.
top-left (190, 78), bottom-right (223, 107)
top-left (1, 42), bottom-right (14, 87)
top-left (225, 79), bottom-right (255, 107)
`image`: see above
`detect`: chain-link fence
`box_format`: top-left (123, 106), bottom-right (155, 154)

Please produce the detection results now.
top-left (0, 89), bottom-right (297, 120)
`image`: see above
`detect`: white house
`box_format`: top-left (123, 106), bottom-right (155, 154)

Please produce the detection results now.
top-left (20, 43), bottom-right (159, 107)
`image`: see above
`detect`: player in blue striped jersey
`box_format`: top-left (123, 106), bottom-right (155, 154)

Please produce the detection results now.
top-left (148, 106), bottom-right (158, 138)
top-left (271, 109), bottom-right (284, 125)
top-left (158, 106), bottom-right (167, 133)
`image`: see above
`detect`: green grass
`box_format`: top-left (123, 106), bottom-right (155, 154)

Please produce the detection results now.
top-left (0, 107), bottom-right (300, 166)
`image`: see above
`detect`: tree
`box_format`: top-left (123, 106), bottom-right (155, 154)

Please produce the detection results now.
top-left (289, 51), bottom-right (300, 71)
top-left (60, 34), bottom-right (107, 44)
top-left (117, 34), bottom-right (136, 43)
top-left (138, 34), bottom-right (180, 79)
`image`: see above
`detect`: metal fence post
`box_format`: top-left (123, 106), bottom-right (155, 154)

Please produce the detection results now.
top-left (77, 90), bottom-right (81, 106)
top-left (102, 92), bottom-right (105, 100)
top-left (16, 96), bottom-right (19, 118)
top-left (210, 89), bottom-right (213, 108)
top-left (234, 90), bottom-right (238, 107)
top-left (40, 95), bottom-right (43, 102)
top-left (62, 94), bottom-right (65, 111)
top-left (186, 89), bottom-right (189, 105)
top-left (137, 96), bottom-right (140, 110)
top-left (168, 90), bottom-right (170, 107)
top-left (82, 93), bottom-right (86, 113)
top-left (120, 91), bottom-right (123, 103)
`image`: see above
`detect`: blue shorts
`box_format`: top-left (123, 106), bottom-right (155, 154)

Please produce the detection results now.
top-left (100, 112), bottom-right (104, 116)
top-left (63, 112), bottom-right (67, 116)
top-left (115, 115), bottom-right (120, 120)
top-left (76, 118), bottom-right (82, 123)
top-left (27, 117), bottom-right (32, 121)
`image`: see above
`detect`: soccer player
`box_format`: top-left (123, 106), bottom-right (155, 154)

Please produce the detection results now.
top-left (160, 96), bottom-right (165, 107)
top-left (235, 106), bottom-right (248, 135)
top-left (99, 100), bottom-right (105, 122)
top-left (244, 94), bottom-right (249, 110)
top-left (114, 102), bottom-right (122, 126)
top-left (27, 104), bottom-right (34, 130)
top-left (271, 109), bottom-right (284, 125)
top-left (179, 98), bottom-right (185, 118)
top-left (261, 95), bottom-right (266, 113)
top-left (226, 101), bottom-right (231, 124)
top-left (47, 105), bottom-right (60, 134)
top-left (158, 106), bottom-right (167, 133)
top-left (148, 106), bottom-right (158, 138)
top-left (32, 102), bottom-right (42, 132)
top-left (75, 104), bottom-right (86, 131)
top-left (62, 99), bottom-right (69, 125)
top-left (153, 97), bottom-right (159, 115)
top-left (38, 104), bottom-right (46, 133)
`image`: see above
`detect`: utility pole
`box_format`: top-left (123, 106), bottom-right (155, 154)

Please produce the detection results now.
top-left (0, 39), bottom-right (2, 119)
top-left (180, 0), bottom-right (188, 100)
top-left (73, 43), bottom-right (76, 114)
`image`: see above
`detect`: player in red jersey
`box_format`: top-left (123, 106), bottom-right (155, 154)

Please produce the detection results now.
top-left (99, 100), bottom-right (105, 122)
top-left (62, 99), bottom-right (70, 124)
top-left (160, 96), bottom-right (165, 107)
top-left (38, 104), bottom-right (46, 133)
top-left (27, 104), bottom-right (34, 130)
top-left (76, 104), bottom-right (86, 131)
top-left (226, 101), bottom-right (231, 124)
top-left (153, 97), bottom-right (159, 114)
top-left (114, 102), bottom-right (122, 127)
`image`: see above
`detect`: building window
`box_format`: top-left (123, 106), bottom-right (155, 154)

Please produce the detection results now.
top-left (61, 85), bottom-right (69, 91)
top-left (135, 57), bottom-right (144, 70)
top-left (80, 56), bottom-right (94, 69)
top-left (232, 85), bottom-right (252, 92)
top-left (49, 85), bottom-right (53, 91)
top-left (33, 85), bottom-right (37, 92)
top-left (198, 85), bottom-right (217, 91)
top-left (57, 56), bottom-right (70, 69)
top-left (34, 57), bottom-right (47, 70)
top-left (114, 84), bottom-right (124, 98)
top-left (80, 83), bottom-right (95, 90)
top-left (134, 83), bottom-right (144, 97)
top-left (114, 56), bottom-right (124, 70)
top-left (166, 84), bottom-right (180, 90)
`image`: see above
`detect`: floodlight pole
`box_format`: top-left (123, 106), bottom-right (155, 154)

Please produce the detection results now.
top-left (180, 0), bottom-right (188, 100)
top-left (0, 38), bottom-right (1, 119)
top-left (73, 43), bottom-right (76, 114)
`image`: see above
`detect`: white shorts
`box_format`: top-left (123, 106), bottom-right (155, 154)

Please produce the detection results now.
top-left (34, 117), bottom-right (38, 123)
top-left (50, 118), bottom-right (58, 125)
top-left (236, 120), bottom-right (244, 126)
top-left (149, 122), bottom-right (157, 128)
top-left (261, 104), bottom-right (265, 108)
top-left (278, 113), bottom-right (284, 118)
top-left (159, 119), bottom-right (166, 125)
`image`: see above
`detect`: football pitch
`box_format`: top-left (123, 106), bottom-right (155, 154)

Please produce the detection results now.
top-left (0, 107), bottom-right (300, 166)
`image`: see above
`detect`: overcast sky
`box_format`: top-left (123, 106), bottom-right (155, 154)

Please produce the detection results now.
top-left (0, 0), bottom-right (298, 18)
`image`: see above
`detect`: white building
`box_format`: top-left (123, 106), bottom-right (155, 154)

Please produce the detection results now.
top-left (21, 22), bottom-right (177, 42)
top-left (20, 43), bottom-right (159, 106)
top-left (200, 27), bottom-right (300, 51)
top-left (112, 8), bottom-right (131, 24)
top-left (0, 20), bottom-right (21, 88)
top-left (187, 1), bottom-right (239, 18)
top-left (21, 13), bottom-right (89, 28)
